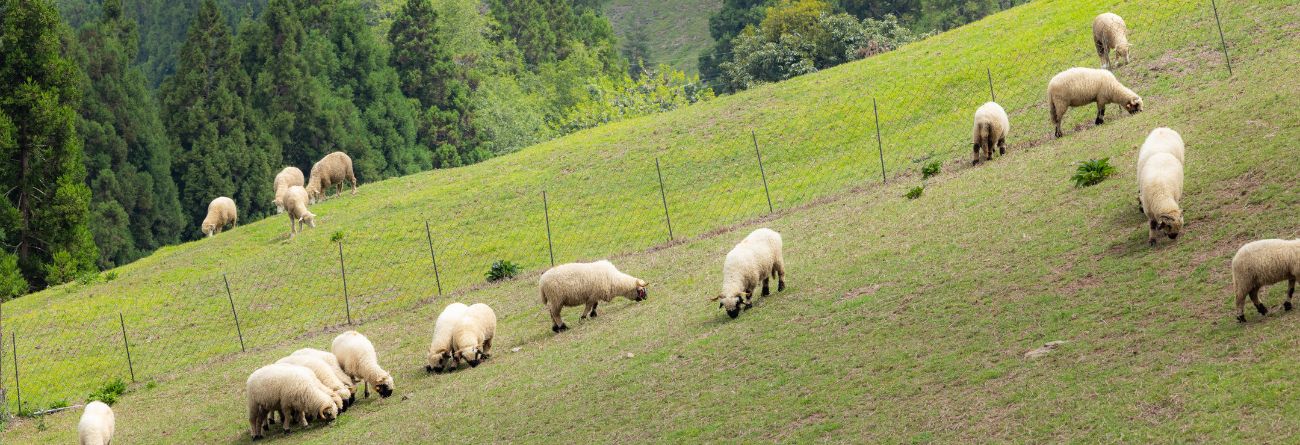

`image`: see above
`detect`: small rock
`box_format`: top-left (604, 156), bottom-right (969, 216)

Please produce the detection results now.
top-left (624, 352), bottom-right (635, 359)
top-left (400, 394), bottom-right (410, 401)
top-left (510, 347), bottom-right (522, 353)
top-left (1024, 340), bottom-right (1067, 359)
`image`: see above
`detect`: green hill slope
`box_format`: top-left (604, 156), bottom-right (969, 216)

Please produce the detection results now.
top-left (604, 0), bottom-right (721, 74)
top-left (4, 0), bottom-right (1300, 442)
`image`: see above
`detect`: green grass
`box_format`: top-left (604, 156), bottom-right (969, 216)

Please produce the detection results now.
top-left (604, 0), bottom-right (721, 74)
top-left (4, 0), bottom-right (1300, 442)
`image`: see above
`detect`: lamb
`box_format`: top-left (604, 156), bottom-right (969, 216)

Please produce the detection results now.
top-left (1093, 13), bottom-right (1131, 69)
top-left (276, 354), bottom-right (353, 410)
top-left (1232, 239), bottom-right (1300, 322)
top-left (1135, 128), bottom-right (1185, 213)
top-left (449, 303), bottom-right (497, 368)
top-left (1138, 152), bottom-right (1184, 246)
top-left (201, 196), bottom-right (238, 237)
top-left (538, 260), bottom-right (648, 332)
top-left (1047, 67), bottom-right (1142, 138)
top-left (272, 167), bottom-right (305, 214)
top-left (971, 101), bottom-right (1010, 165)
top-left (246, 363), bottom-right (338, 439)
top-left (427, 302), bottom-right (469, 373)
top-left (290, 348), bottom-right (354, 397)
top-left (711, 228), bottom-right (786, 319)
top-left (78, 400), bottom-right (115, 445)
top-left (331, 331), bottom-right (394, 398)
top-left (283, 185), bottom-right (316, 238)
top-left (306, 151), bottom-right (357, 204)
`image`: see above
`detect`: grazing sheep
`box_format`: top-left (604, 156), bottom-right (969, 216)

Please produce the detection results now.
top-left (712, 228), bottom-right (786, 319)
top-left (331, 331), bottom-right (394, 399)
top-left (1138, 152), bottom-right (1184, 246)
top-left (450, 303), bottom-right (497, 368)
top-left (272, 167), bottom-right (305, 214)
top-left (1135, 128), bottom-right (1186, 213)
top-left (276, 354), bottom-right (353, 410)
top-left (427, 302), bottom-right (469, 373)
top-left (1093, 13), bottom-right (1131, 69)
top-left (971, 101), bottom-right (1010, 165)
top-left (78, 400), bottom-right (114, 445)
top-left (246, 363), bottom-right (338, 439)
top-left (283, 185), bottom-right (316, 238)
top-left (306, 152), bottom-right (357, 204)
top-left (1232, 239), bottom-right (1300, 322)
top-left (201, 197), bottom-right (237, 237)
top-left (1047, 67), bottom-right (1143, 138)
top-left (291, 348), bottom-right (355, 398)
top-left (539, 260), bottom-right (648, 332)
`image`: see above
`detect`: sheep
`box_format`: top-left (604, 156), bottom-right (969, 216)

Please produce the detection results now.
top-left (1047, 67), bottom-right (1143, 138)
top-left (1232, 239), bottom-right (1300, 322)
top-left (1138, 152), bottom-right (1184, 246)
top-left (1093, 13), bottom-right (1131, 69)
top-left (201, 196), bottom-right (237, 237)
top-left (971, 101), bottom-right (1010, 165)
top-left (449, 303), bottom-right (497, 369)
top-left (283, 185), bottom-right (316, 238)
top-left (711, 228), bottom-right (786, 319)
top-left (276, 354), bottom-right (353, 411)
top-left (290, 348), bottom-right (355, 398)
top-left (246, 363), bottom-right (338, 439)
top-left (427, 302), bottom-right (468, 373)
top-left (77, 400), bottom-right (114, 445)
top-left (306, 151), bottom-right (357, 204)
top-left (1135, 128), bottom-right (1185, 213)
top-left (272, 167), bottom-right (305, 214)
top-left (539, 260), bottom-right (647, 332)
top-left (331, 330), bottom-right (394, 399)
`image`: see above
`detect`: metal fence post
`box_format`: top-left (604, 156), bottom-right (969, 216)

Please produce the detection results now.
top-left (751, 131), bottom-right (774, 213)
top-left (873, 98), bottom-right (886, 183)
top-left (424, 221), bottom-right (443, 297)
top-left (338, 242), bottom-right (352, 325)
top-left (543, 190), bottom-right (555, 267)
top-left (11, 332), bottom-right (19, 415)
top-left (222, 273), bottom-right (246, 352)
top-left (119, 313), bottom-right (136, 382)
top-left (987, 67), bottom-right (996, 102)
top-left (655, 158), bottom-right (674, 241)
top-left (1210, 0), bottom-right (1232, 76)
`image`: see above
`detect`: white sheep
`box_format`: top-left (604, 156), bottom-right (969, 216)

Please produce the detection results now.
top-left (291, 348), bottom-right (354, 397)
top-left (450, 303), bottom-right (497, 369)
top-left (77, 400), bottom-right (115, 445)
top-left (1047, 67), bottom-right (1143, 138)
top-left (331, 330), bottom-right (394, 398)
top-left (272, 167), bottom-right (305, 214)
top-left (712, 228), bottom-right (786, 319)
top-left (201, 196), bottom-right (237, 237)
top-left (1232, 239), bottom-right (1300, 322)
top-left (539, 260), bottom-right (647, 332)
top-left (283, 185), bottom-right (316, 238)
top-left (1138, 152), bottom-right (1184, 246)
top-left (306, 151), bottom-right (357, 204)
top-left (1135, 128), bottom-right (1185, 213)
top-left (1093, 13), bottom-right (1131, 69)
top-left (427, 302), bottom-right (469, 373)
top-left (971, 101), bottom-right (1010, 165)
top-left (276, 354), bottom-right (353, 411)
top-left (246, 363), bottom-right (338, 439)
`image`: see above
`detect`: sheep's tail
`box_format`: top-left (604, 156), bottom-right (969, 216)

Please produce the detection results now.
top-left (539, 286), bottom-right (548, 306)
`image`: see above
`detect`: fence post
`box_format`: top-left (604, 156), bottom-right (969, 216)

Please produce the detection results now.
top-left (655, 158), bottom-right (674, 241)
top-left (424, 221), bottom-right (443, 297)
top-left (338, 242), bottom-right (352, 325)
top-left (11, 332), bottom-right (19, 415)
top-left (873, 98), bottom-right (886, 183)
top-left (1209, 0), bottom-right (1232, 76)
top-left (542, 190), bottom-right (555, 267)
top-left (118, 313), bottom-right (136, 382)
top-left (750, 131), bottom-right (774, 213)
top-left (987, 67), bottom-right (996, 102)
top-left (222, 273), bottom-right (246, 352)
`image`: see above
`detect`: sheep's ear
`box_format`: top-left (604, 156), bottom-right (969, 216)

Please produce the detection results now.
top-left (637, 279), bottom-right (647, 287)
top-left (709, 294), bottom-right (722, 301)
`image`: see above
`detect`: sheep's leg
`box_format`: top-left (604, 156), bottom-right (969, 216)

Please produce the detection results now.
top-left (1286, 278), bottom-right (1296, 311)
top-left (1148, 219), bottom-right (1160, 247)
top-left (281, 408), bottom-right (292, 433)
top-left (581, 302), bottom-right (595, 319)
top-left (1095, 101), bottom-right (1106, 126)
top-left (351, 176), bottom-right (358, 195)
top-left (482, 337), bottom-right (493, 357)
top-left (1249, 288), bottom-right (1268, 317)
top-left (250, 407), bottom-right (265, 439)
top-left (971, 143), bottom-right (981, 165)
top-left (1051, 101), bottom-right (1065, 138)
top-left (997, 137), bottom-right (1006, 155)
top-left (762, 277), bottom-right (771, 296)
top-left (550, 305), bottom-right (567, 332)
top-left (775, 262), bottom-right (786, 292)
top-left (364, 381), bottom-right (370, 398)
top-left (1236, 289), bottom-right (1249, 322)
top-left (1097, 40), bottom-right (1109, 69)
top-left (590, 301), bottom-right (598, 318)
top-left (296, 410), bottom-right (308, 427)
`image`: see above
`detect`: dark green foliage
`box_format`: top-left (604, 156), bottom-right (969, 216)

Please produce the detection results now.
top-left (487, 0), bottom-right (622, 73)
top-left (621, 20), bottom-right (653, 80)
top-left (0, 0), bottom-right (99, 289)
top-left (905, 185), bottom-right (924, 199)
top-left (699, 0), bottom-right (772, 90)
top-left (921, 159), bottom-right (941, 179)
top-left (87, 378), bottom-right (128, 405)
top-left (485, 259), bottom-right (521, 282)
top-left (1072, 158), bottom-right (1116, 187)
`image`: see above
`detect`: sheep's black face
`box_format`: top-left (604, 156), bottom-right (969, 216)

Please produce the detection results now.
top-left (377, 384), bottom-right (393, 398)
top-left (635, 287), bottom-right (648, 301)
top-left (425, 364), bottom-right (435, 374)
top-left (726, 307), bottom-right (741, 319)
top-left (1124, 98), bottom-right (1143, 114)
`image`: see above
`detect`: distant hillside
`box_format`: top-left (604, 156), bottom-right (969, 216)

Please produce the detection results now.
top-left (604, 0), bottom-right (720, 74)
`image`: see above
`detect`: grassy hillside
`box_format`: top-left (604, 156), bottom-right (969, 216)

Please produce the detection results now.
top-left (4, 0), bottom-right (1300, 442)
top-left (604, 0), bottom-right (721, 74)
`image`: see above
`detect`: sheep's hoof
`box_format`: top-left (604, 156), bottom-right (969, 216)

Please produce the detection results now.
top-left (762, 288), bottom-right (770, 297)
top-left (778, 281), bottom-right (785, 292)
top-left (1095, 117), bottom-right (1105, 125)
top-left (1257, 303), bottom-right (1269, 316)
top-left (590, 310), bottom-right (597, 318)
top-left (1285, 301), bottom-right (1293, 311)
top-left (1237, 314), bottom-right (1247, 323)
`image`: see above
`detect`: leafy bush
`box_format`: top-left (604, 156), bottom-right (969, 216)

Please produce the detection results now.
top-left (330, 231), bottom-right (346, 243)
top-left (905, 185), bottom-right (924, 199)
top-left (88, 378), bottom-right (128, 406)
top-left (103, 271), bottom-right (118, 282)
top-left (1072, 158), bottom-right (1116, 187)
top-left (485, 260), bottom-right (521, 282)
top-left (921, 160), bottom-right (942, 179)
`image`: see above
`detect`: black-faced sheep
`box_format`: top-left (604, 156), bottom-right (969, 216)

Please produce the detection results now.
top-left (1232, 239), bottom-right (1300, 322)
top-left (283, 185), bottom-right (315, 238)
top-left (427, 302), bottom-right (468, 373)
top-left (1136, 128), bottom-right (1185, 213)
top-left (246, 363), bottom-right (338, 439)
top-left (450, 303), bottom-right (497, 368)
top-left (971, 101), bottom-right (1010, 165)
top-left (712, 228), bottom-right (786, 319)
top-left (276, 354), bottom-right (353, 411)
top-left (539, 260), bottom-right (647, 332)
top-left (78, 400), bottom-right (115, 445)
top-left (273, 167), bottom-right (305, 214)
top-left (1093, 12), bottom-right (1132, 69)
top-left (306, 151), bottom-right (357, 204)
top-left (1047, 67), bottom-right (1142, 138)
top-left (331, 331), bottom-right (394, 398)
top-left (201, 196), bottom-right (238, 237)
top-left (1138, 152), bottom-right (1183, 246)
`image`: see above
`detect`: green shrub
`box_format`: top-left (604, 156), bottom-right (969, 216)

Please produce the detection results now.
top-left (88, 378), bottom-right (128, 406)
top-left (485, 260), bottom-right (522, 282)
top-left (905, 185), bottom-right (924, 200)
top-left (330, 231), bottom-right (346, 243)
top-left (103, 271), bottom-right (118, 282)
top-left (1072, 158), bottom-right (1116, 187)
top-left (921, 160), bottom-right (942, 179)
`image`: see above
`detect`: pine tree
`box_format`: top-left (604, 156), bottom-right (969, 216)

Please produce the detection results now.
top-left (0, 0), bottom-right (99, 290)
